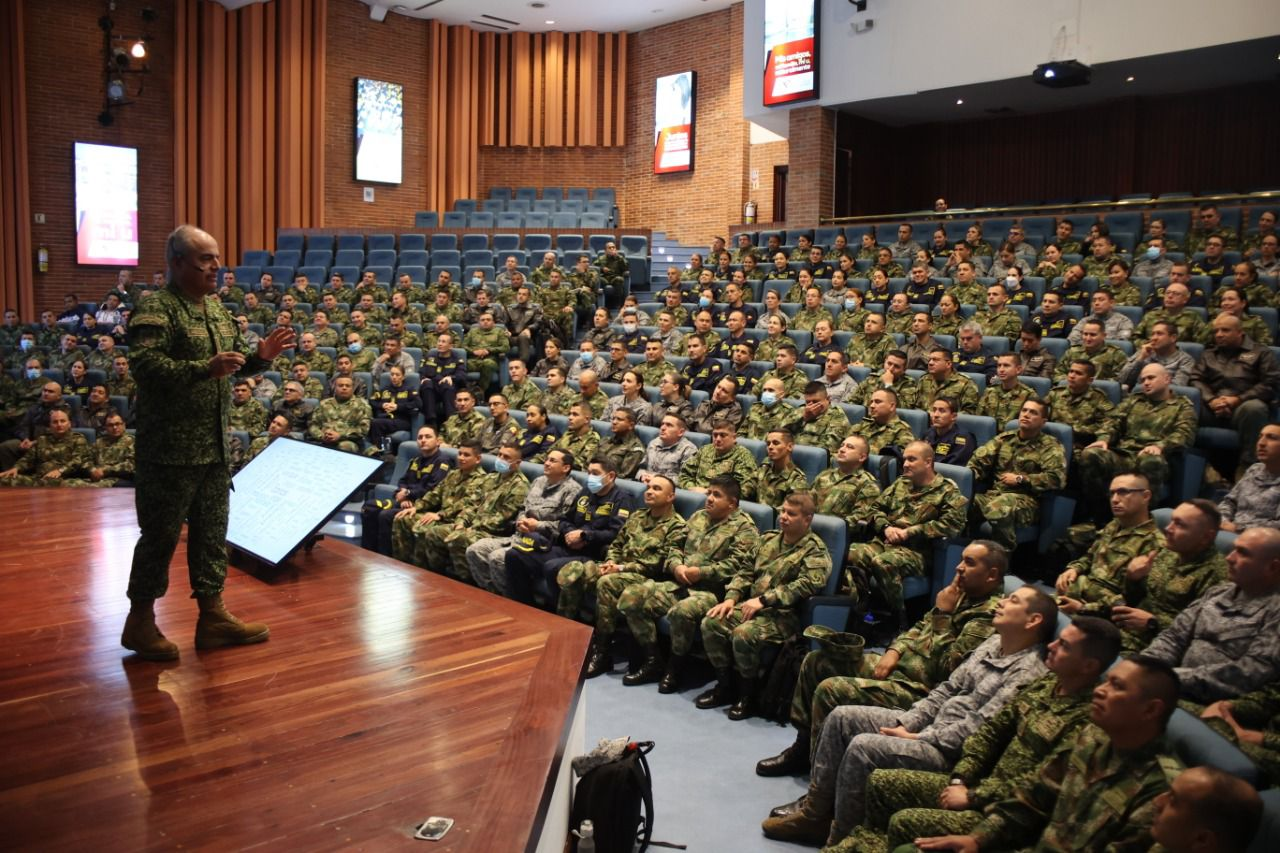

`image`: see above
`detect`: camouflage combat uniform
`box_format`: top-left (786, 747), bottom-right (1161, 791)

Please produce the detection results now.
top-left (501, 379), bottom-right (543, 412)
top-left (596, 432), bottom-right (645, 480)
top-left (759, 367), bottom-right (808, 399)
top-left (550, 428), bottom-right (601, 468)
top-left (678, 442), bottom-right (759, 500)
top-left (1061, 516), bottom-right (1163, 616)
top-left (975, 383), bottom-right (1035, 427)
top-left (917, 372), bottom-right (980, 413)
top-left (390, 464), bottom-right (489, 564)
top-left (812, 466), bottom-right (881, 535)
top-left (1118, 545), bottom-right (1227, 651)
top-left (700, 528), bottom-right (832, 677)
top-left (1079, 393), bottom-right (1196, 503)
top-left (847, 474), bottom-right (968, 614)
top-left (420, 468), bottom-right (530, 580)
top-left (227, 397), bottom-right (269, 435)
top-left (1044, 384), bottom-right (1114, 452)
top-left (964, 725), bottom-right (1180, 853)
top-left (845, 335), bottom-right (894, 368)
top-left (0, 429), bottom-right (95, 486)
top-left (93, 432), bottom-right (135, 486)
top-left (1055, 343), bottom-right (1128, 381)
top-left (439, 409), bottom-right (486, 446)
top-left (742, 400), bottom-right (800, 441)
top-left (850, 374), bottom-right (920, 410)
top-left (851, 416), bottom-right (915, 455)
top-left (126, 283), bottom-right (272, 601)
top-left (755, 460), bottom-right (810, 510)
top-left (558, 508), bottom-right (687, 628)
top-left (476, 416), bottom-right (524, 454)
top-left (306, 395), bottom-right (372, 453)
top-left (967, 429), bottom-right (1066, 550)
top-left (618, 508), bottom-right (759, 652)
top-left (462, 325), bottom-right (510, 392)
top-left (791, 406), bottom-right (855, 455)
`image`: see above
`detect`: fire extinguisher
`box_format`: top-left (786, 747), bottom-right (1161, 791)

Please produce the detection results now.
top-left (744, 200), bottom-right (757, 225)
top-left (37, 245), bottom-right (49, 273)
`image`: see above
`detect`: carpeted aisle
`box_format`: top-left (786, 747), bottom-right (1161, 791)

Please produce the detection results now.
top-left (583, 667), bottom-right (814, 852)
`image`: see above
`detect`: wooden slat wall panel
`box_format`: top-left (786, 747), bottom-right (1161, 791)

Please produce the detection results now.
top-left (174, 0), bottom-right (324, 265)
top-left (512, 33), bottom-right (531, 146)
top-left (531, 34), bottom-right (544, 146)
top-left (545, 33), bottom-right (563, 147)
top-left (0, 0), bottom-right (33, 316)
top-left (577, 33), bottom-right (598, 146)
top-left (564, 34), bottom-right (578, 145)
top-left (613, 33), bottom-right (626, 144)
top-left (602, 34), bottom-right (614, 147)
top-left (478, 32), bottom-right (496, 146)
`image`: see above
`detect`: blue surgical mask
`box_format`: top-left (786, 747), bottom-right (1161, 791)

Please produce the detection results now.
top-left (1146, 246), bottom-right (1160, 260)
top-left (580, 351), bottom-right (593, 363)
top-left (493, 457), bottom-right (511, 474)
top-left (844, 299), bottom-right (857, 311)
top-left (1005, 276), bottom-right (1019, 290)
top-left (25, 368), bottom-right (40, 380)
top-left (19, 338), bottom-right (33, 351)
top-left (347, 342), bottom-right (362, 353)
top-left (699, 296), bottom-right (711, 308)
top-left (760, 390), bottom-right (778, 407)
top-left (586, 473), bottom-right (605, 494)
top-left (622, 322), bottom-right (637, 333)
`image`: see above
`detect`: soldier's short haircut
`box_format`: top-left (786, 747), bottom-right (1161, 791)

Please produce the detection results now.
top-left (886, 349), bottom-right (908, 363)
top-left (1020, 586), bottom-right (1059, 647)
top-left (284, 381), bottom-right (304, 393)
top-left (1108, 259), bottom-right (1130, 274)
top-left (233, 379), bottom-right (251, 389)
top-left (661, 413), bottom-right (688, 431)
top-left (968, 539), bottom-right (1009, 577)
top-left (549, 448), bottom-right (574, 470)
top-left (929, 346), bottom-right (954, 359)
top-left (498, 441), bottom-right (522, 456)
top-left (767, 428), bottom-right (795, 444)
top-left (273, 413), bottom-right (293, 429)
top-left (1020, 320), bottom-right (1041, 336)
top-left (735, 339), bottom-right (758, 356)
top-left (709, 417), bottom-right (737, 434)
top-left (958, 320), bottom-right (984, 337)
top-left (613, 407), bottom-right (637, 425)
top-left (685, 332), bottom-right (705, 346)
top-left (1069, 616), bottom-right (1122, 670)
top-left (1184, 767), bottom-right (1265, 850)
top-left (383, 334), bottom-right (403, 344)
top-left (706, 474), bottom-right (740, 503)
top-left (1169, 261), bottom-right (1192, 276)
top-left (803, 380), bottom-right (827, 397)
top-left (589, 454), bottom-right (618, 475)
top-left (777, 343), bottom-right (799, 357)
top-left (1023, 397), bottom-right (1049, 418)
top-left (1081, 318), bottom-right (1106, 333)
top-left (165, 224), bottom-right (207, 268)
top-left (933, 395), bottom-right (958, 414)
top-left (874, 386), bottom-right (899, 406)
top-left (996, 352), bottom-right (1019, 364)
top-left (488, 393), bottom-right (509, 404)
top-left (456, 439), bottom-right (483, 456)
top-left (1184, 498), bottom-right (1222, 530)
top-left (1128, 655), bottom-right (1182, 728)
top-left (783, 491), bottom-right (816, 517)
top-left (1071, 359), bottom-right (1097, 377)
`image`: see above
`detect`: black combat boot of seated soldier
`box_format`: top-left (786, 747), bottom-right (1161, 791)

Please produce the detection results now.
top-left (623, 644), bottom-right (664, 686)
top-left (727, 676), bottom-right (759, 720)
top-left (584, 634), bottom-right (614, 678)
top-left (695, 669), bottom-right (734, 709)
top-left (657, 654), bottom-right (686, 694)
top-left (757, 729), bottom-right (811, 778)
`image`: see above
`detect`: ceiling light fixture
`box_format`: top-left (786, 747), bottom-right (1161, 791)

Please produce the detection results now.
top-left (1126, 75), bottom-right (1135, 82)
top-left (955, 99), bottom-right (964, 105)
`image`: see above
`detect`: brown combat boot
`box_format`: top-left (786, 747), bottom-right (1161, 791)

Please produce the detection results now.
top-left (194, 594), bottom-right (270, 650)
top-left (120, 600), bottom-right (180, 661)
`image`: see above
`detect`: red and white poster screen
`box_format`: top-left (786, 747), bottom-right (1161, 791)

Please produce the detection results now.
top-left (763, 0), bottom-right (818, 106)
top-left (74, 142), bottom-right (139, 266)
top-left (654, 71), bottom-right (695, 174)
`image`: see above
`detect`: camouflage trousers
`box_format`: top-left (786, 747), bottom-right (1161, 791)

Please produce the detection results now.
top-left (846, 541), bottom-right (926, 617)
top-left (415, 522), bottom-right (484, 580)
top-left (0, 475), bottom-right (110, 487)
top-left (801, 659), bottom-right (927, 749)
top-left (700, 606), bottom-right (797, 677)
top-left (829, 769), bottom-right (981, 853)
top-left (469, 357), bottom-right (498, 392)
top-left (465, 536), bottom-right (514, 593)
top-left (971, 489), bottom-right (1038, 551)
top-left (1079, 447), bottom-right (1172, 506)
top-left (616, 580), bottom-right (717, 650)
top-left (127, 460), bottom-right (231, 602)
top-left (808, 704), bottom-right (952, 840)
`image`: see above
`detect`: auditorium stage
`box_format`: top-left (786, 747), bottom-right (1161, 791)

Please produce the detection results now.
top-left (0, 489), bottom-right (591, 851)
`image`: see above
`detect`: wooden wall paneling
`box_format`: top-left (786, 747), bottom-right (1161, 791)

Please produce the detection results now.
top-left (496, 33), bottom-right (509, 147)
top-left (602, 35), bottom-right (614, 147)
top-left (479, 32), bottom-right (496, 146)
top-left (545, 32), bottom-right (564, 147)
top-left (512, 32), bottom-right (531, 146)
top-left (613, 33), bottom-right (626, 146)
top-left (564, 34), bottom-right (577, 145)
top-left (531, 34), bottom-right (544, 146)
top-left (577, 32), bottom-right (597, 146)
top-left (307, 0), bottom-right (327, 228)
top-left (0, 0), bottom-right (33, 315)
top-left (222, 11), bottom-right (238, 252)
top-left (204, 5), bottom-right (228, 241)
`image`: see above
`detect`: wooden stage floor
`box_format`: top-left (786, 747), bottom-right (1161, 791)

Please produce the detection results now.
top-left (0, 489), bottom-right (591, 851)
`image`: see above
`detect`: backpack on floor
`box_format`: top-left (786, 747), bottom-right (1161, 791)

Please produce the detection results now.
top-left (758, 636), bottom-right (806, 724)
top-left (570, 740), bottom-right (655, 853)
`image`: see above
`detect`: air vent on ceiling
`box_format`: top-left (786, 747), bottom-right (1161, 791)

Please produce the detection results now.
top-left (481, 13), bottom-right (521, 25)
top-left (984, 106), bottom-right (1017, 115)
top-left (415, 0), bottom-right (443, 9)
top-left (471, 19), bottom-right (510, 30)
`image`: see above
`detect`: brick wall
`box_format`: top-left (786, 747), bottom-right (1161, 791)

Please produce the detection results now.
top-left (784, 106), bottom-right (835, 228)
top-left (323, 0), bottom-right (430, 230)
top-left (620, 3), bottom-right (749, 246)
top-left (24, 0), bottom-right (174, 317)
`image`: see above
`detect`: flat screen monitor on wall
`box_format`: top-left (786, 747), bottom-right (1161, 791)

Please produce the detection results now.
top-left (74, 142), bottom-right (138, 266)
top-left (355, 77), bottom-right (403, 184)
top-left (654, 71), bottom-right (696, 174)
top-left (763, 0), bottom-right (819, 106)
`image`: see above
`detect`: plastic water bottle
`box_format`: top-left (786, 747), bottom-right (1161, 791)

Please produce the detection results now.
top-left (574, 819), bottom-right (595, 853)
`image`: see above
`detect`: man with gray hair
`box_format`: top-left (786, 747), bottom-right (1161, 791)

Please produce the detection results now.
top-left (121, 225), bottom-right (295, 661)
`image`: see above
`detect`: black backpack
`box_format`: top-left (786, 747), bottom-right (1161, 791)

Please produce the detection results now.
top-left (757, 636), bottom-right (807, 724)
top-left (570, 741), bottom-right (655, 853)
